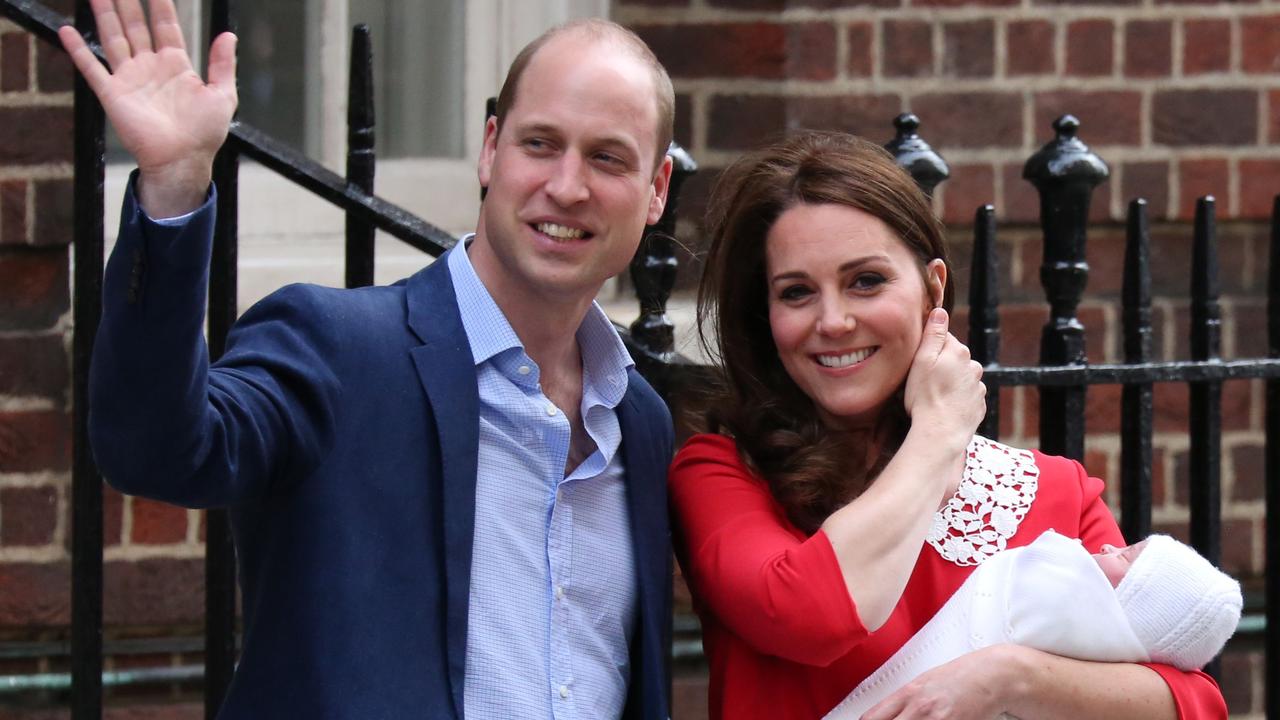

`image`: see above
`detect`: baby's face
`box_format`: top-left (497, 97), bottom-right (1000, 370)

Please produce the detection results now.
top-left (1092, 539), bottom-right (1149, 587)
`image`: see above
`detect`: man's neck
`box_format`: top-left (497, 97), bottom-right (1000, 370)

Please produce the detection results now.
top-left (462, 236), bottom-right (597, 378)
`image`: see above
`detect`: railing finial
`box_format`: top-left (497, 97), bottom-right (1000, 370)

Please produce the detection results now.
top-left (628, 142), bottom-right (697, 362)
top-left (1023, 114), bottom-right (1109, 461)
top-left (885, 112), bottom-right (949, 198)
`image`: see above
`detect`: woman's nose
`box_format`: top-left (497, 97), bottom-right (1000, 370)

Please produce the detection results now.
top-left (816, 300), bottom-right (854, 336)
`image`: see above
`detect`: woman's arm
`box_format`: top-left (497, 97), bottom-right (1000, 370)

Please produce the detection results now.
top-left (821, 309), bottom-right (987, 630)
top-left (862, 643), bottom-right (1204, 720)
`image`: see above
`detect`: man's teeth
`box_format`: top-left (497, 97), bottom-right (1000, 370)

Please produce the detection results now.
top-left (816, 348), bottom-right (873, 368)
top-left (537, 222), bottom-right (586, 240)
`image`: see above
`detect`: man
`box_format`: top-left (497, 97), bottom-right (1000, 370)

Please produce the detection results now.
top-left (59, 1), bottom-right (675, 717)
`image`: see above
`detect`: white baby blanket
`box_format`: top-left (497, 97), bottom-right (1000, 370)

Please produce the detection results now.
top-left (824, 530), bottom-right (1148, 719)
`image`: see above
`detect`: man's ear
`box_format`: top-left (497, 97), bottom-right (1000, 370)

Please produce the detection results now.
top-left (925, 258), bottom-right (947, 308)
top-left (477, 116), bottom-right (499, 189)
top-left (646, 154), bottom-right (674, 226)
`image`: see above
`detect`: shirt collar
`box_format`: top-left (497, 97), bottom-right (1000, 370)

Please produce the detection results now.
top-left (447, 235), bottom-right (634, 408)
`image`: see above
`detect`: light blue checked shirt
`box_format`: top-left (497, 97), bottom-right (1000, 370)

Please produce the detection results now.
top-left (448, 240), bottom-right (638, 719)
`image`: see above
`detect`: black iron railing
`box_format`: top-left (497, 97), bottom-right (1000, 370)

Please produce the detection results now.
top-left (2, 0), bottom-right (1279, 717)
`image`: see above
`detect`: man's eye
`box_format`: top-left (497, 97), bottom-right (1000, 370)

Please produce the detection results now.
top-left (595, 152), bottom-right (628, 169)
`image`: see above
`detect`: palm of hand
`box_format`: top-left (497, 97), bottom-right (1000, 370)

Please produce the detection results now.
top-left (100, 46), bottom-right (235, 173)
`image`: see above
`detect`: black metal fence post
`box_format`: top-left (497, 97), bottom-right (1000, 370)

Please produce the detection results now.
top-left (205, 2), bottom-right (239, 717)
top-left (70, 2), bottom-right (106, 717)
top-left (628, 143), bottom-right (696, 363)
top-left (1189, 197), bottom-right (1223, 572)
top-left (346, 24), bottom-right (375, 289)
top-left (1120, 199), bottom-right (1154, 542)
top-left (968, 205), bottom-right (1001, 440)
top-left (1267, 195), bottom-right (1280, 720)
top-left (1023, 115), bottom-right (1109, 460)
top-left (885, 113), bottom-right (949, 197)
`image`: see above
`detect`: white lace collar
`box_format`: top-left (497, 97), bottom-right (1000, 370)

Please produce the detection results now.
top-left (925, 436), bottom-right (1039, 567)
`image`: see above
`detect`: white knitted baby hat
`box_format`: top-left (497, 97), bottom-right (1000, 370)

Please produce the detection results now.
top-left (1114, 535), bottom-right (1243, 670)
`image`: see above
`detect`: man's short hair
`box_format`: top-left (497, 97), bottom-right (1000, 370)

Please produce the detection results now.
top-left (493, 18), bottom-right (675, 174)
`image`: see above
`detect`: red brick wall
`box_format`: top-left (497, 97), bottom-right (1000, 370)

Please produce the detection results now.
top-left (0, 0), bottom-right (1272, 717)
top-left (618, 1), bottom-right (1275, 716)
top-left (0, 8), bottom-right (205, 716)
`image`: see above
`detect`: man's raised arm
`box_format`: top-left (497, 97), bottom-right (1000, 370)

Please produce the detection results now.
top-left (58, 0), bottom-right (237, 218)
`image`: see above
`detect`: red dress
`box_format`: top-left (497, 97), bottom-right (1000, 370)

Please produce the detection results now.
top-left (669, 433), bottom-right (1227, 720)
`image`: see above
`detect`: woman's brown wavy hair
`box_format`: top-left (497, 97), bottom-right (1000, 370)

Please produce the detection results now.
top-left (697, 131), bottom-right (955, 534)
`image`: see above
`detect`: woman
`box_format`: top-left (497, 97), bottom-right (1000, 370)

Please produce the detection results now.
top-left (669, 131), bottom-right (1227, 720)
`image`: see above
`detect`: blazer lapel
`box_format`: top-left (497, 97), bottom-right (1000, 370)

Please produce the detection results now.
top-left (617, 382), bottom-right (670, 719)
top-left (407, 258), bottom-right (479, 720)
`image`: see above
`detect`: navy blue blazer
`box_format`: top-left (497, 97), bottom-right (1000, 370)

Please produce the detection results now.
top-left (89, 185), bottom-right (674, 719)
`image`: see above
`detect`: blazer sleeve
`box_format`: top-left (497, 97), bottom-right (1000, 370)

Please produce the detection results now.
top-left (1055, 455), bottom-right (1228, 720)
top-left (670, 434), bottom-right (867, 666)
top-left (88, 177), bottom-right (342, 509)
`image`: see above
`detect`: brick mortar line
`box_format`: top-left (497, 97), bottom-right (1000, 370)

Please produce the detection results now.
top-left (0, 396), bottom-right (61, 411)
top-left (1172, 17), bottom-right (1186, 78)
top-left (22, 167), bottom-right (34, 243)
top-left (185, 508), bottom-right (201, 544)
top-left (0, 163), bottom-right (75, 181)
top-left (692, 146), bottom-right (1280, 170)
top-left (672, 75), bottom-right (1280, 96)
top-left (0, 470), bottom-right (69, 488)
top-left (23, 19), bottom-right (36, 94)
top-left (0, 326), bottom-right (66, 339)
top-left (53, 475), bottom-right (68, 555)
top-left (1231, 14), bottom-right (1244, 73)
top-left (120, 494), bottom-right (134, 550)
top-left (619, 5), bottom-right (1280, 24)
top-left (835, 17), bottom-right (849, 81)
top-left (1112, 13), bottom-right (1127, 82)
top-left (0, 91), bottom-right (73, 107)
top-left (0, 546), bottom-right (67, 563)
top-left (105, 544), bottom-right (206, 561)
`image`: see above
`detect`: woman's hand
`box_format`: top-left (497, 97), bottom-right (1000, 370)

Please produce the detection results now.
top-left (861, 645), bottom-right (1013, 720)
top-left (902, 308), bottom-right (986, 449)
top-left (58, 0), bottom-right (238, 218)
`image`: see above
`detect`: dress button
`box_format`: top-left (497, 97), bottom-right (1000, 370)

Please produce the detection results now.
top-left (559, 685), bottom-right (570, 699)
top-left (518, 365), bottom-right (531, 375)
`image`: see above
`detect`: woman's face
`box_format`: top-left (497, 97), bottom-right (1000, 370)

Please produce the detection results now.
top-left (766, 202), bottom-right (944, 430)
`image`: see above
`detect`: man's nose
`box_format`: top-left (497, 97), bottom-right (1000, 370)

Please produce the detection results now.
top-left (545, 153), bottom-right (590, 206)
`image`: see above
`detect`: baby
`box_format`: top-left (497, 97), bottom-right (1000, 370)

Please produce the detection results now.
top-left (825, 530), bottom-right (1242, 719)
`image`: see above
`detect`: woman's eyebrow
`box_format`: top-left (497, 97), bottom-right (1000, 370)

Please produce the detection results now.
top-left (769, 257), bottom-right (882, 284)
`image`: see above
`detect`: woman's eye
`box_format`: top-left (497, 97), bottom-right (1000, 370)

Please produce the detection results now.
top-left (778, 285), bottom-right (812, 301)
top-left (851, 273), bottom-right (886, 290)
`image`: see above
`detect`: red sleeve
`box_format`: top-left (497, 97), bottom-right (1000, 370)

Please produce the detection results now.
top-left (1049, 453), bottom-right (1228, 720)
top-left (670, 434), bottom-right (867, 666)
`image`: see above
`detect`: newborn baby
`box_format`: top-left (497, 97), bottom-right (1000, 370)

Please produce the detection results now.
top-left (824, 530), bottom-right (1242, 719)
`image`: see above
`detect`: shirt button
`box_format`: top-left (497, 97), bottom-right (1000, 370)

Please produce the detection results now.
top-left (546, 404), bottom-right (557, 416)
top-left (555, 585), bottom-right (565, 600)
top-left (518, 365), bottom-right (531, 375)
top-left (559, 685), bottom-right (570, 699)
